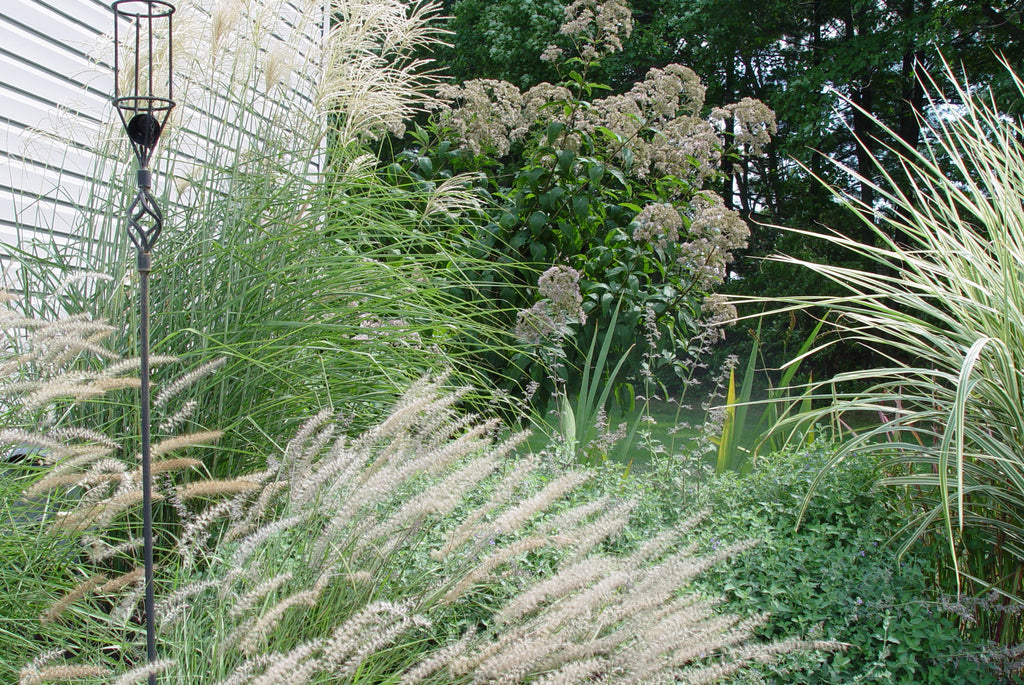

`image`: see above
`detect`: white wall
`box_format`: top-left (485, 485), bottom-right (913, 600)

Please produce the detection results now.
top-left (0, 0), bottom-right (113, 275)
top-left (0, 0), bottom-right (327, 291)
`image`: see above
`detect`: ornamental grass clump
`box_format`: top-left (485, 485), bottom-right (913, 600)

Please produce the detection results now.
top-left (745, 59), bottom-right (1024, 623)
top-left (8, 295), bottom-right (840, 683)
top-left (26, 0), bottom-right (510, 473)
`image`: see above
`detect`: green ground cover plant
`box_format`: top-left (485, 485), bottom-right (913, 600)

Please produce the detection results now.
top-left (688, 445), bottom-right (1004, 683)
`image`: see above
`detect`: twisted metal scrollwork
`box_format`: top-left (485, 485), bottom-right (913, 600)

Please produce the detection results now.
top-left (126, 184), bottom-right (163, 270)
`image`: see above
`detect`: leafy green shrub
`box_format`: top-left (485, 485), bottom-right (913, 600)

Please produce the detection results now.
top-left (687, 444), bottom-right (1001, 684)
top-left (391, 0), bottom-right (774, 405)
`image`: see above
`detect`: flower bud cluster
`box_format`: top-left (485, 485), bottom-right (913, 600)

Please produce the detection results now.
top-left (557, 0), bottom-right (633, 61)
top-left (514, 266), bottom-right (586, 345)
top-left (711, 97), bottom-right (778, 157)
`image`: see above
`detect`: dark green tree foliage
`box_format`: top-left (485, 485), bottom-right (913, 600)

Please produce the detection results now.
top-left (436, 0), bottom-right (565, 88)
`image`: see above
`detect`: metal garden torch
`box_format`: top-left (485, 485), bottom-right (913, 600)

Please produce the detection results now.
top-left (112, 1), bottom-right (175, 681)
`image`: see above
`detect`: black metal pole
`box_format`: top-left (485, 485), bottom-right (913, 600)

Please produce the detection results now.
top-left (138, 252), bottom-right (157, 685)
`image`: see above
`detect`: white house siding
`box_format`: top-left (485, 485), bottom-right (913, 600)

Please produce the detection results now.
top-left (0, 0), bottom-right (326, 292)
top-left (0, 0), bottom-right (113, 285)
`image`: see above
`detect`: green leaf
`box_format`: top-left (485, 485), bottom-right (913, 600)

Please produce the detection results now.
top-left (716, 369), bottom-right (737, 474)
top-left (527, 211), bottom-right (547, 234)
top-left (573, 195), bottom-right (590, 219)
top-left (522, 166), bottom-right (545, 188)
top-left (529, 240), bottom-right (547, 261)
top-left (546, 121), bottom-right (565, 144)
top-left (556, 149), bottom-right (576, 175)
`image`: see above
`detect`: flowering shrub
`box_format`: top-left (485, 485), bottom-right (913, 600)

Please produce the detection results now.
top-left (394, 0), bottom-right (772, 405)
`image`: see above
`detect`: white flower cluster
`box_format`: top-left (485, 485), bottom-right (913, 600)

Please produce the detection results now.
top-left (630, 64), bottom-right (706, 120)
top-left (679, 192), bottom-right (750, 289)
top-left (434, 80), bottom-right (528, 156)
top-left (514, 266), bottom-right (586, 345)
top-left (631, 203), bottom-right (683, 248)
top-left (646, 115), bottom-right (722, 182)
top-left (574, 65), bottom-right (720, 180)
top-left (701, 294), bottom-right (739, 342)
top-left (711, 97), bottom-right (778, 157)
top-left (558, 0), bottom-right (633, 61)
top-left (436, 63), bottom-right (739, 186)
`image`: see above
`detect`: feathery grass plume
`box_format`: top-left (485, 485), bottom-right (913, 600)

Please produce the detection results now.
top-left (84, 535), bottom-right (143, 564)
top-left (234, 586), bottom-right (325, 656)
top-left (98, 567), bottom-right (145, 595)
top-left (211, 655), bottom-right (277, 685)
top-left (19, 664), bottom-right (110, 685)
top-left (230, 513), bottom-right (310, 568)
top-left (156, 579), bottom-right (223, 631)
top-left (441, 536), bottom-right (552, 605)
top-left (229, 572), bottom-right (295, 620)
top-left (485, 470), bottom-right (592, 540)
top-left (434, 454), bottom-right (538, 560)
top-left (235, 479), bottom-right (290, 531)
top-left (98, 356), bottom-right (178, 380)
top-left (39, 573), bottom-right (108, 624)
top-left (358, 454), bottom-right (501, 555)
top-left (178, 497), bottom-right (240, 569)
top-left (177, 477), bottom-right (260, 501)
top-left (249, 638), bottom-right (327, 685)
top-left (319, 601), bottom-right (430, 675)
top-left (280, 407), bottom-right (337, 477)
top-left (319, 0), bottom-right (448, 141)
top-left (149, 457), bottom-right (203, 475)
top-left (558, 498), bottom-right (637, 563)
top-left (110, 658), bottom-right (174, 685)
top-left (24, 472), bottom-right (97, 499)
top-left (149, 430), bottom-right (224, 459)
top-left (0, 430), bottom-right (68, 458)
top-left (157, 399), bottom-right (198, 434)
top-left (47, 427), bottom-right (120, 450)
top-left (153, 357), bottom-right (228, 410)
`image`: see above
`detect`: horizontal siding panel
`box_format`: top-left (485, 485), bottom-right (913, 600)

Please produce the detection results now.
top-left (0, 189), bottom-right (90, 244)
top-left (1, 153), bottom-right (103, 212)
top-left (0, 6), bottom-right (107, 80)
top-left (22, 0), bottom-right (113, 44)
top-left (0, 121), bottom-right (108, 179)
top-left (0, 48), bottom-right (108, 123)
